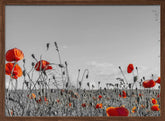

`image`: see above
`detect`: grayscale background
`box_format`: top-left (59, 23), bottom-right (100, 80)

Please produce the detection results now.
top-left (5, 5), bottom-right (160, 89)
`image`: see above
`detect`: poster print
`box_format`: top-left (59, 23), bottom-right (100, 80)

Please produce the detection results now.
top-left (5, 5), bottom-right (160, 117)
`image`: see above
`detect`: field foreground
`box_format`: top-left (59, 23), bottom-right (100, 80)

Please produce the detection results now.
top-left (5, 89), bottom-right (160, 117)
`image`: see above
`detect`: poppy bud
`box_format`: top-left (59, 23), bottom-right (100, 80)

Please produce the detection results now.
top-left (54, 42), bottom-right (59, 51)
top-left (136, 67), bottom-right (138, 70)
top-left (46, 43), bottom-right (50, 50)
top-left (128, 83), bottom-right (132, 89)
top-left (58, 64), bottom-right (64, 68)
top-left (86, 74), bottom-right (88, 79)
top-left (23, 59), bottom-right (25, 63)
top-left (78, 69), bottom-right (80, 72)
top-left (143, 77), bottom-right (145, 80)
top-left (23, 70), bottom-right (26, 77)
top-left (62, 71), bottom-right (65, 75)
top-left (92, 85), bottom-right (95, 88)
top-left (53, 75), bottom-right (55, 80)
top-left (87, 82), bottom-right (89, 87)
top-left (79, 82), bottom-right (82, 87)
top-left (136, 88), bottom-right (138, 91)
top-left (65, 61), bottom-right (67, 66)
top-left (118, 66), bottom-right (121, 69)
top-left (31, 54), bottom-right (35, 59)
top-left (66, 82), bottom-right (68, 88)
top-left (31, 62), bottom-right (35, 67)
top-left (98, 81), bottom-right (100, 84)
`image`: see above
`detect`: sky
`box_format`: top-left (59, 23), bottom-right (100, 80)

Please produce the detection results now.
top-left (5, 5), bottom-right (160, 89)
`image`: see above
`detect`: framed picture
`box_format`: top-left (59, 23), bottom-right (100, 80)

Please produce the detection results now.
top-left (0, 0), bottom-right (165, 121)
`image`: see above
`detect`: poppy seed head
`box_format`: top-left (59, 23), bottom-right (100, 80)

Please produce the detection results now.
top-left (58, 64), bottom-right (64, 68)
top-left (86, 74), bottom-right (88, 79)
top-left (23, 59), bottom-right (25, 63)
top-left (87, 82), bottom-right (90, 87)
top-left (53, 75), bottom-right (55, 80)
top-left (65, 61), bottom-right (68, 66)
top-left (23, 70), bottom-right (26, 77)
top-left (31, 62), bottom-right (35, 67)
top-left (31, 54), bottom-right (35, 59)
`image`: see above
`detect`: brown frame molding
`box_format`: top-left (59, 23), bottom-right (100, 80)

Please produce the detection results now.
top-left (0, 0), bottom-right (165, 121)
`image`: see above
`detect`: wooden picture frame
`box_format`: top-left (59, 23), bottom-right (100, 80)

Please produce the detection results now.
top-left (0, 0), bottom-right (165, 121)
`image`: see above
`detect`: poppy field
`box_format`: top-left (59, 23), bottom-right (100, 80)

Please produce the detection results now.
top-left (5, 42), bottom-right (161, 117)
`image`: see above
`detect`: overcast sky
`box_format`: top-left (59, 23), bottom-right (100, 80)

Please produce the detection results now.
top-left (5, 5), bottom-right (160, 89)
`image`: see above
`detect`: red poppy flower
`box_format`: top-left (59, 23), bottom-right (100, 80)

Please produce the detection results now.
top-left (157, 94), bottom-right (160, 98)
top-left (98, 95), bottom-right (102, 99)
top-left (44, 97), bottom-right (48, 104)
top-left (82, 103), bottom-right (86, 108)
top-left (141, 105), bottom-right (145, 108)
top-left (10, 110), bottom-right (13, 116)
top-left (5, 63), bottom-right (22, 79)
top-left (151, 104), bottom-right (160, 111)
top-left (6, 48), bottom-right (24, 62)
top-left (36, 97), bottom-right (42, 104)
top-left (132, 106), bottom-right (137, 113)
top-left (35, 60), bottom-right (52, 71)
top-left (116, 107), bottom-right (129, 116)
top-left (139, 93), bottom-right (144, 97)
top-left (44, 97), bottom-right (48, 102)
top-left (106, 107), bottom-right (118, 116)
top-left (106, 107), bottom-right (129, 116)
top-left (152, 98), bottom-right (157, 104)
top-left (127, 64), bottom-right (134, 73)
top-left (69, 102), bottom-right (72, 107)
top-left (143, 80), bottom-right (156, 88)
top-left (27, 93), bottom-right (36, 99)
top-left (155, 77), bottom-right (160, 84)
top-left (119, 91), bottom-right (127, 98)
top-left (96, 103), bottom-right (103, 109)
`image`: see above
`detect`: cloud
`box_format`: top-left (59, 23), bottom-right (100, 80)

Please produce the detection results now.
top-left (62, 45), bottom-right (68, 49)
top-left (86, 61), bottom-right (115, 76)
top-left (82, 61), bottom-right (160, 89)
